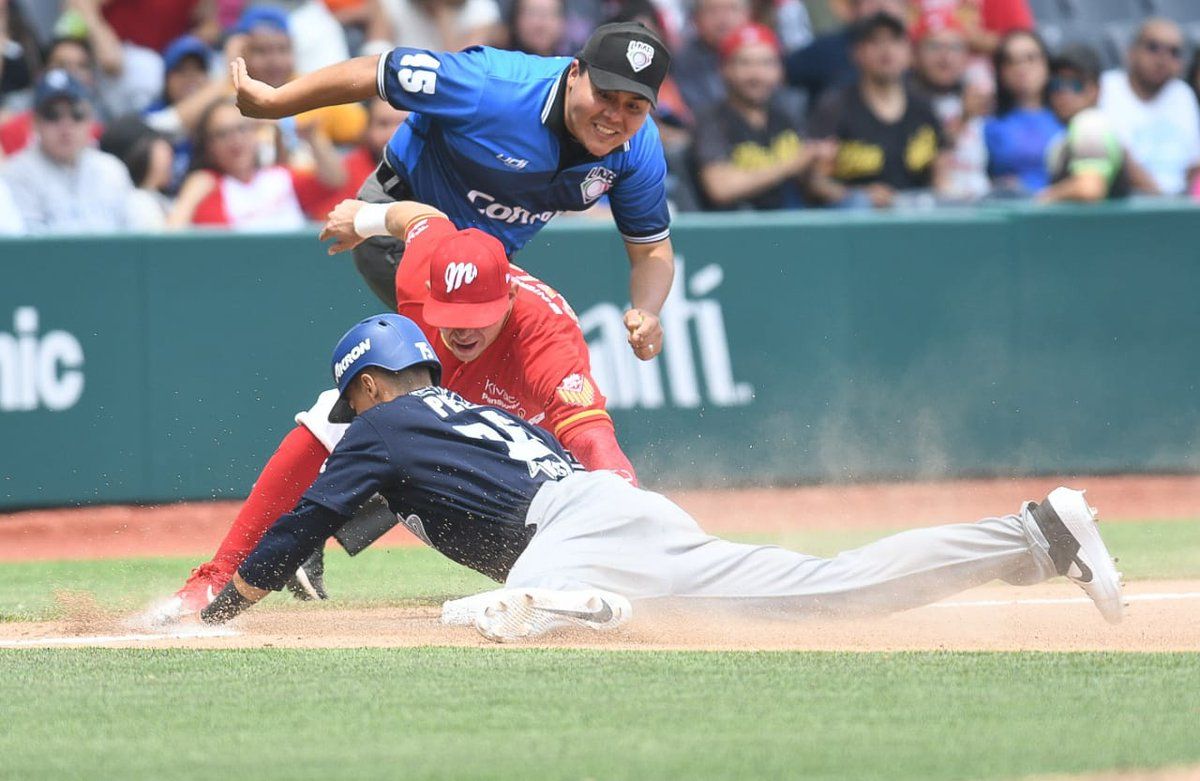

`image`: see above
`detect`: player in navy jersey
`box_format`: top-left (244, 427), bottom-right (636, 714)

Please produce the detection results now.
top-left (201, 313), bottom-right (1126, 641)
top-left (230, 22), bottom-right (674, 362)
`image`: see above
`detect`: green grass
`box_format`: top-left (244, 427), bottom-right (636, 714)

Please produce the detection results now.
top-left (2, 519), bottom-right (1198, 780)
top-left (1, 519), bottom-right (1197, 623)
top-left (0, 649), bottom-right (1197, 781)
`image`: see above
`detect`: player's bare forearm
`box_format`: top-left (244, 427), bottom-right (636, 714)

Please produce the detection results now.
top-left (623, 238), bottom-right (673, 360)
top-left (321, 199), bottom-right (447, 254)
top-left (234, 55), bottom-right (380, 119)
top-left (626, 238), bottom-right (673, 315)
top-left (386, 201), bottom-right (448, 236)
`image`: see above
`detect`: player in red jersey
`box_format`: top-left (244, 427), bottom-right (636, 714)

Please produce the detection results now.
top-left (153, 198), bottom-right (635, 620)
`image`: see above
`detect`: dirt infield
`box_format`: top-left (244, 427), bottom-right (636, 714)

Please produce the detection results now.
top-left (3, 473), bottom-right (1199, 562)
top-left (2, 579), bottom-right (1197, 652)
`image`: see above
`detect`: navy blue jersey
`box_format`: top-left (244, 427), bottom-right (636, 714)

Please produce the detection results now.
top-left (239, 387), bottom-right (582, 589)
top-left (375, 46), bottom-right (671, 255)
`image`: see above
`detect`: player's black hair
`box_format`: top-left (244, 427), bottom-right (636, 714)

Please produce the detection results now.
top-left (993, 29), bottom-right (1052, 117)
top-left (360, 364), bottom-right (436, 392)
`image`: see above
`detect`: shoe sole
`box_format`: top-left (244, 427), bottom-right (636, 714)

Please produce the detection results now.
top-left (474, 588), bottom-right (631, 643)
top-left (1047, 487), bottom-right (1124, 624)
top-left (441, 592), bottom-right (502, 627)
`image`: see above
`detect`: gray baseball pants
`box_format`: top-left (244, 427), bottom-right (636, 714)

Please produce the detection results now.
top-left (350, 164), bottom-right (410, 310)
top-left (508, 471), bottom-right (1058, 616)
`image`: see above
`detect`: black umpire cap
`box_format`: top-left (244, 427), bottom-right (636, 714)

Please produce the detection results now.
top-left (578, 22), bottom-right (671, 108)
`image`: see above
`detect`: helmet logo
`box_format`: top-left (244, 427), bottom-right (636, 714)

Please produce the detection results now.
top-left (444, 262), bottom-right (478, 294)
top-left (626, 41), bottom-right (654, 73)
top-left (334, 338), bottom-right (371, 382)
top-left (417, 341), bottom-right (436, 361)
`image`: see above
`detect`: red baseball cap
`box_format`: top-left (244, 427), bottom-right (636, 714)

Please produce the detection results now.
top-left (422, 228), bottom-right (513, 329)
top-left (911, 9), bottom-right (965, 42)
top-left (718, 23), bottom-right (782, 62)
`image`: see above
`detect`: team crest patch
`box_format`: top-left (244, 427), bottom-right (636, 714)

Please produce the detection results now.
top-left (556, 373), bottom-right (596, 406)
top-left (626, 40), bottom-right (654, 73)
top-left (580, 167), bottom-right (616, 204)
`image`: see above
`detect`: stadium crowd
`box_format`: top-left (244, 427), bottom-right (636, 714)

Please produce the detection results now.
top-left (1, 0), bottom-right (1199, 234)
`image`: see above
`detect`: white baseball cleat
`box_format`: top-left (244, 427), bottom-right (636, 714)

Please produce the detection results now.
top-left (473, 587), bottom-right (631, 642)
top-left (1029, 487), bottom-right (1125, 624)
top-left (441, 591), bottom-right (507, 626)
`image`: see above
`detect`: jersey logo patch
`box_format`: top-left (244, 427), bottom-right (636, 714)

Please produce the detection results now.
top-left (580, 167), bottom-right (616, 204)
top-left (626, 41), bottom-right (654, 73)
top-left (556, 373), bottom-right (596, 407)
top-left (444, 262), bottom-right (478, 293)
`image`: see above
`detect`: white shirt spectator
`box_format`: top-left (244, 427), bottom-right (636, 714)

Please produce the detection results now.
top-left (1, 145), bottom-right (136, 234)
top-left (289, 0), bottom-right (351, 74)
top-left (372, 0), bottom-right (500, 51)
top-left (1098, 69), bottom-right (1200, 195)
top-left (0, 177), bottom-right (26, 235)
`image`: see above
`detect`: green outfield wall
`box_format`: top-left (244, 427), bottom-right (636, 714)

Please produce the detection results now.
top-left (1, 203), bottom-right (1198, 508)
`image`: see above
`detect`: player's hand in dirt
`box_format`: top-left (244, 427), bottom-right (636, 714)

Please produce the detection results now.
top-left (231, 56), bottom-right (279, 118)
top-left (624, 308), bottom-right (662, 360)
top-left (320, 199), bottom-right (368, 254)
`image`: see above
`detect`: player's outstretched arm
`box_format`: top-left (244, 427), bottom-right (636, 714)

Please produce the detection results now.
top-left (624, 237), bottom-right (674, 361)
top-left (231, 54), bottom-right (380, 119)
top-left (320, 199), bottom-right (448, 254)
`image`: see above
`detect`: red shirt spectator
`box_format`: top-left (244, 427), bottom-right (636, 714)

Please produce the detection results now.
top-left (102, 0), bottom-right (204, 53)
top-left (168, 97), bottom-right (345, 228)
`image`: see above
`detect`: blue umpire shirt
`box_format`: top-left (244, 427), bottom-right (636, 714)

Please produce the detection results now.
top-left (375, 46), bottom-right (672, 255)
top-left (239, 387), bottom-right (584, 589)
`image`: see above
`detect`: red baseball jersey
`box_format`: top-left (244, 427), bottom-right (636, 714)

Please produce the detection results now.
top-left (394, 215), bottom-right (613, 443)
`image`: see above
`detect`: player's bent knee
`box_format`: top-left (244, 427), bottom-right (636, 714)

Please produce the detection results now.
top-left (294, 389), bottom-right (350, 452)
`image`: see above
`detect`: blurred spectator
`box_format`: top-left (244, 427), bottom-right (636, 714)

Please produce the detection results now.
top-left (693, 23), bottom-right (825, 210)
top-left (808, 12), bottom-right (949, 208)
top-left (674, 0), bottom-right (750, 115)
top-left (749, 0), bottom-right (811, 53)
top-left (1099, 18), bottom-right (1200, 197)
top-left (908, 9), bottom-right (990, 200)
top-left (266, 0), bottom-right (353, 74)
top-left (784, 0), bottom-right (907, 111)
top-left (364, 0), bottom-right (503, 53)
top-left (99, 114), bottom-right (175, 228)
top-left (59, 0), bottom-right (165, 117)
top-left (0, 175), bottom-right (24, 234)
top-left (911, 0), bottom-right (1033, 56)
top-left (143, 35), bottom-right (228, 192)
top-left (1, 0), bottom-right (35, 108)
top-left (99, 0), bottom-right (215, 52)
top-left (307, 96), bottom-right (408, 218)
top-left (983, 30), bottom-right (1059, 195)
top-left (1, 70), bottom-right (137, 233)
top-left (1188, 48), bottom-right (1200, 107)
top-left (168, 97), bottom-right (345, 229)
top-left (0, 37), bottom-right (105, 155)
top-left (237, 6), bottom-right (366, 158)
top-left (1039, 45), bottom-right (1129, 204)
top-left (505, 0), bottom-right (567, 55)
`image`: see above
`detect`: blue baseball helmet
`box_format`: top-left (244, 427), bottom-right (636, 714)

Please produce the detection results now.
top-left (328, 314), bottom-right (442, 423)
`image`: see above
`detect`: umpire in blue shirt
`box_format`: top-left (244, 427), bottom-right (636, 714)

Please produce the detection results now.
top-left (231, 23), bottom-right (674, 361)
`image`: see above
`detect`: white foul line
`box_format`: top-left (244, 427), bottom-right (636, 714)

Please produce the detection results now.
top-left (933, 591), bottom-right (1200, 609)
top-left (0, 627), bottom-right (239, 648)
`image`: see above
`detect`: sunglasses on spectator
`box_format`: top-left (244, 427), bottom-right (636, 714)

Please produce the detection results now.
top-left (209, 122), bottom-right (256, 141)
top-left (1139, 39), bottom-right (1182, 58)
top-left (36, 104), bottom-right (88, 123)
top-left (1048, 76), bottom-right (1086, 94)
top-left (1002, 51), bottom-right (1043, 66)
